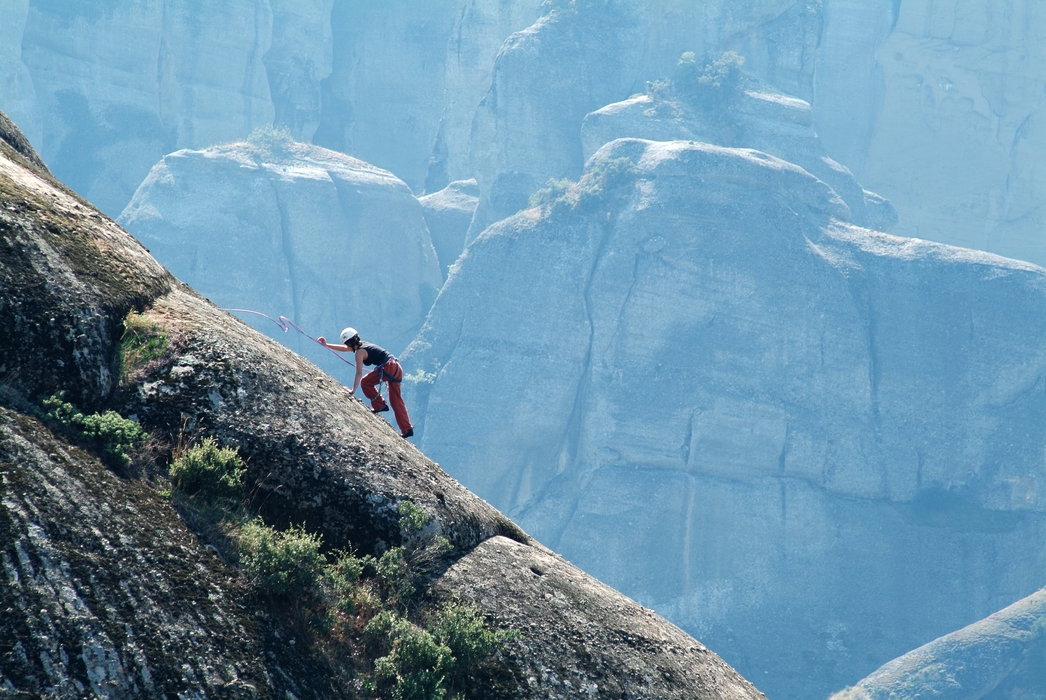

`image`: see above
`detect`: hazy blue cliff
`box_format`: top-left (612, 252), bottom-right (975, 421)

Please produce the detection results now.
top-left (403, 138), bottom-right (1046, 700)
top-left (5, 2), bottom-right (1046, 699)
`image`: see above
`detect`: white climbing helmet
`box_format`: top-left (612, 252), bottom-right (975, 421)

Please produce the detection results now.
top-left (340, 327), bottom-right (359, 344)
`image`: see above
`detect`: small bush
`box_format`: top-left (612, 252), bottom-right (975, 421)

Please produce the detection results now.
top-left (168, 437), bottom-right (245, 503)
top-left (246, 125), bottom-right (295, 155)
top-left (675, 50), bottom-right (745, 106)
top-left (433, 601), bottom-right (516, 671)
top-left (119, 311), bottom-right (169, 380)
top-left (376, 546), bottom-right (416, 605)
top-left (366, 611), bottom-right (453, 700)
top-left (398, 500), bottom-right (429, 537)
top-left (239, 519), bottom-right (325, 598)
top-left (41, 393), bottom-right (146, 469)
top-left (529, 156), bottom-right (635, 216)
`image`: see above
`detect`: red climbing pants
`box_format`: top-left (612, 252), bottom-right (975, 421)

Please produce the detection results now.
top-left (361, 359), bottom-right (412, 434)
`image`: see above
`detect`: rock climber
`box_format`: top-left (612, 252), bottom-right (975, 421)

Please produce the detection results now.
top-left (318, 327), bottom-right (414, 439)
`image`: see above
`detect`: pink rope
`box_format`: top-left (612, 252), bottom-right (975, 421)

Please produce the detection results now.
top-left (224, 308), bottom-right (356, 368)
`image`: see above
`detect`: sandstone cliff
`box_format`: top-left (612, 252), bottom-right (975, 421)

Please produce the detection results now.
top-left (403, 138), bottom-right (1046, 700)
top-left (832, 588), bottom-right (1046, 700)
top-left (117, 137), bottom-right (442, 371)
top-left (0, 115), bottom-right (764, 698)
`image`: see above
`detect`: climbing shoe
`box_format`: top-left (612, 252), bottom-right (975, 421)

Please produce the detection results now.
top-left (402, 428), bottom-right (414, 438)
top-left (372, 404), bottom-right (389, 413)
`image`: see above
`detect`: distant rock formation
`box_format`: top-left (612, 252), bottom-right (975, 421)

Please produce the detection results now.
top-left (581, 84), bottom-right (898, 231)
top-left (418, 179), bottom-right (479, 278)
top-left (118, 139), bottom-right (442, 376)
top-left (466, 1), bottom-right (828, 241)
top-left (808, 1), bottom-right (1046, 268)
top-left (313, 1), bottom-right (543, 194)
top-left (404, 138), bottom-right (1046, 700)
top-left (832, 588), bottom-right (1046, 700)
top-left (0, 111), bottom-right (766, 700)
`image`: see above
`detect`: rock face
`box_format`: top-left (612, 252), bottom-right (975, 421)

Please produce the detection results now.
top-left (581, 84), bottom-right (897, 231)
top-left (466, 0), bottom-right (825, 241)
top-left (0, 113), bottom-right (765, 699)
top-left (418, 178), bottom-right (479, 277)
top-left (117, 140), bottom-right (442, 374)
top-left (313, 0), bottom-right (543, 194)
top-left (403, 138), bottom-right (1046, 700)
top-left (832, 588), bottom-right (1046, 700)
top-left (806, 1), bottom-right (1046, 268)
top-left (1, 0), bottom-right (333, 216)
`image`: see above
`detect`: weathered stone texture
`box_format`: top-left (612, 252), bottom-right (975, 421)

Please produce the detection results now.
top-left (404, 138), bottom-right (1046, 700)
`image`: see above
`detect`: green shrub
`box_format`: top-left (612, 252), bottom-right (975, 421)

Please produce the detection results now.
top-left (432, 601), bottom-right (513, 671)
top-left (168, 437), bottom-right (245, 503)
top-left (398, 500), bottom-right (429, 537)
top-left (366, 611), bottom-right (453, 700)
top-left (239, 519), bottom-right (325, 598)
top-left (528, 156), bottom-right (635, 216)
top-left (675, 50), bottom-right (745, 106)
top-left (376, 546), bottom-right (416, 605)
top-left (119, 311), bottom-right (168, 379)
top-left (41, 393), bottom-right (146, 469)
top-left (246, 125), bottom-right (294, 155)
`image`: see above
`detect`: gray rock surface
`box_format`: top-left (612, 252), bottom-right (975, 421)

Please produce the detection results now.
top-left (313, 0), bottom-right (543, 195)
top-left (1, 0), bottom-right (333, 216)
top-left (806, 0), bottom-right (1046, 268)
top-left (403, 138), bottom-right (1046, 700)
top-left (581, 86), bottom-right (897, 231)
top-left (1, 109), bottom-right (766, 700)
top-left (118, 140), bottom-right (442, 376)
top-left (418, 178), bottom-right (479, 277)
top-left (832, 588), bottom-right (1046, 700)
top-left (466, 0), bottom-right (826, 241)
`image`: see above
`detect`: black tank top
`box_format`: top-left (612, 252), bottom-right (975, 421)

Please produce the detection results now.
top-left (360, 342), bottom-right (391, 367)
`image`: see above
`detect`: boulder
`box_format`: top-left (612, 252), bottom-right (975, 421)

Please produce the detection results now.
top-left (832, 588), bottom-right (1046, 700)
top-left (418, 178), bottom-right (479, 277)
top-left (403, 138), bottom-right (1046, 700)
top-left (118, 139), bottom-right (443, 378)
top-left (0, 109), bottom-right (766, 700)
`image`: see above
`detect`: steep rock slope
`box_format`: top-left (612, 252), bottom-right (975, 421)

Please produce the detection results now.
top-left (403, 138), bottom-right (1046, 700)
top-left (832, 588), bottom-right (1046, 700)
top-left (118, 140), bottom-right (442, 371)
top-left (0, 116), bottom-right (765, 699)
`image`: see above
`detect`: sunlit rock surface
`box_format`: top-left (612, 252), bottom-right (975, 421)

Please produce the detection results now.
top-left (404, 138), bottom-right (1046, 700)
top-left (1, 110), bottom-right (766, 700)
top-left (832, 588), bottom-right (1046, 700)
top-left (118, 140), bottom-right (442, 374)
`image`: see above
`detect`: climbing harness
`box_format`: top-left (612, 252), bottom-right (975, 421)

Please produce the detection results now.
top-left (223, 309), bottom-right (356, 368)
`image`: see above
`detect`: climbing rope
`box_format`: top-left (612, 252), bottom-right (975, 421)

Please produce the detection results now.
top-left (223, 308), bottom-right (356, 368)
